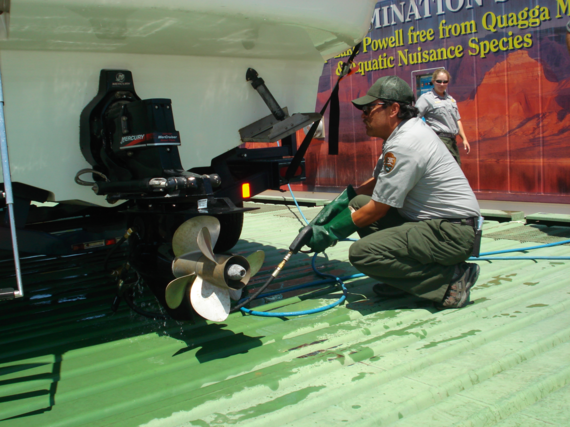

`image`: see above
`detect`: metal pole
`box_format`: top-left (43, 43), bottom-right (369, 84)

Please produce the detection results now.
top-left (0, 64), bottom-right (23, 298)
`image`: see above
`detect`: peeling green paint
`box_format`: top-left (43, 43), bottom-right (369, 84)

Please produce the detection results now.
top-left (478, 274), bottom-right (517, 288)
top-left (203, 386), bottom-right (326, 425)
top-left (348, 345), bottom-right (374, 363)
top-left (351, 373), bottom-right (367, 382)
top-left (420, 330), bottom-right (482, 349)
top-left (527, 304), bottom-right (549, 308)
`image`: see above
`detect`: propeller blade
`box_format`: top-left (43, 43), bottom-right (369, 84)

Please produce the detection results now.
top-left (165, 274), bottom-right (196, 309)
top-left (228, 288), bottom-right (243, 302)
top-left (172, 251), bottom-right (203, 278)
top-left (190, 276), bottom-right (231, 322)
top-left (197, 227), bottom-right (217, 264)
top-left (228, 288), bottom-right (243, 301)
top-left (246, 251), bottom-right (265, 277)
top-left (172, 216), bottom-right (221, 257)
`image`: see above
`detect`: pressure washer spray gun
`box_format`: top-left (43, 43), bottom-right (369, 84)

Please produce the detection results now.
top-left (230, 226), bottom-right (313, 313)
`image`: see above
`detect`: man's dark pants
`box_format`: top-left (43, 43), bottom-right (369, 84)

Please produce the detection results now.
top-left (348, 195), bottom-right (475, 303)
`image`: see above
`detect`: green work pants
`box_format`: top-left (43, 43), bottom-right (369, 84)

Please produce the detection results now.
top-left (439, 136), bottom-right (461, 166)
top-left (348, 195), bottom-right (475, 303)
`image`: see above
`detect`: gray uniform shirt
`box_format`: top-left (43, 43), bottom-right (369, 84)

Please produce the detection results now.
top-left (372, 118), bottom-right (479, 221)
top-left (416, 89), bottom-right (460, 135)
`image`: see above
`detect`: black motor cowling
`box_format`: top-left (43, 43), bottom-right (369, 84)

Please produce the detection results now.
top-left (79, 70), bottom-right (217, 201)
top-left (104, 98), bottom-right (181, 176)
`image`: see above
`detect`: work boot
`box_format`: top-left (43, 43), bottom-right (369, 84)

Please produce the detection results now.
top-left (372, 283), bottom-right (407, 298)
top-left (435, 263), bottom-right (480, 310)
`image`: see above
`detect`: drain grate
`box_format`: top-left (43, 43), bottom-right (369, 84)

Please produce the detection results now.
top-left (484, 225), bottom-right (570, 244)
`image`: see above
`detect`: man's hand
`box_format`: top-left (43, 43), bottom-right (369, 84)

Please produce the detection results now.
top-left (463, 139), bottom-right (471, 154)
top-left (307, 209), bottom-right (358, 253)
top-left (310, 185), bottom-right (356, 227)
top-left (308, 224), bottom-right (339, 253)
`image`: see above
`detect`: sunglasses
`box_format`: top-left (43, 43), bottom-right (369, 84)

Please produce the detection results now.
top-left (435, 79), bottom-right (449, 84)
top-left (362, 101), bottom-right (385, 116)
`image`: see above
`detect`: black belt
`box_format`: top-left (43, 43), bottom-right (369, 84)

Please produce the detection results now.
top-left (445, 217), bottom-right (477, 227)
top-left (436, 132), bottom-right (456, 139)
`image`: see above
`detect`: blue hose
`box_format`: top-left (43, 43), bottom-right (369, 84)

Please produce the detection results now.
top-left (470, 238), bottom-right (570, 261)
top-left (287, 183), bottom-right (310, 225)
top-left (240, 282), bottom-right (347, 317)
top-left (278, 139), bottom-right (309, 225)
top-left (240, 253), bottom-right (351, 317)
top-left (477, 239), bottom-right (570, 256)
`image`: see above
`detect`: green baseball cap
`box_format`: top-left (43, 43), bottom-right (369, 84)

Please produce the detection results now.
top-left (352, 76), bottom-right (414, 107)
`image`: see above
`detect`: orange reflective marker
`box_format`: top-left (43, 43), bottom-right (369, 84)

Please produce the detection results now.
top-left (242, 183), bottom-right (251, 198)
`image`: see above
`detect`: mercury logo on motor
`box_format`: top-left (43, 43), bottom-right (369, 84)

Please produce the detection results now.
top-left (121, 134), bottom-right (146, 144)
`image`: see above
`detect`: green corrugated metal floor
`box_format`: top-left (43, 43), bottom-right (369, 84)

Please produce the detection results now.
top-left (1, 204), bottom-right (570, 426)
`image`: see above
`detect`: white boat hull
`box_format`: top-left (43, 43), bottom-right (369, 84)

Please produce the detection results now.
top-left (0, 0), bottom-right (375, 206)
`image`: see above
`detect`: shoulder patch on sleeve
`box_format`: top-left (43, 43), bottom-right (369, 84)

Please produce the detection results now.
top-left (384, 152), bottom-right (397, 173)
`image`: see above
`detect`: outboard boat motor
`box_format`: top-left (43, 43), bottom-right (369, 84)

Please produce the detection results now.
top-left (78, 70), bottom-right (259, 321)
top-left (79, 69), bottom-right (219, 204)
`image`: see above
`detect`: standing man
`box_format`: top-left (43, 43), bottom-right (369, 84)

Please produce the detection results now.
top-left (416, 69), bottom-right (469, 165)
top-left (307, 76), bottom-right (481, 309)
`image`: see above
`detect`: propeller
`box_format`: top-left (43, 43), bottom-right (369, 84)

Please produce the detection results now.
top-left (172, 215), bottom-right (221, 257)
top-left (165, 216), bottom-right (265, 322)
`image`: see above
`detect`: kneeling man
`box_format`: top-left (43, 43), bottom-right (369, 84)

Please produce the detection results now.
top-left (308, 76), bottom-right (481, 309)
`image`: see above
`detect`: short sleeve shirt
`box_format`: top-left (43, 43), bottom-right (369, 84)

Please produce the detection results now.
top-left (371, 118), bottom-right (479, 221)
top-left (415, 89), bottom-right (460, 135)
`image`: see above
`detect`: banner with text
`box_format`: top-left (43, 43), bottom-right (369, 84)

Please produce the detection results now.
top-left (306, 0), bottom-right (570, 203)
